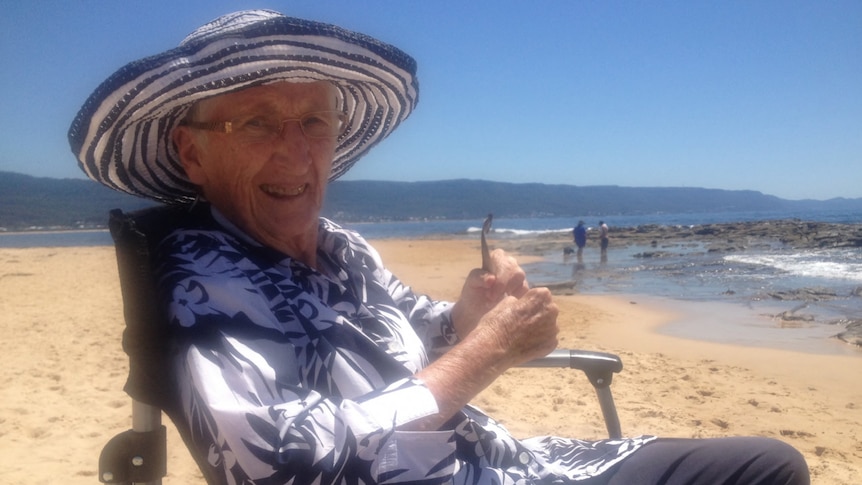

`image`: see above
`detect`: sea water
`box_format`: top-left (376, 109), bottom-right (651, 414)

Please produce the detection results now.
top-left (3, 209), bottom-right (860, 355)
top-left (4, 208), bottom-right (860, 245)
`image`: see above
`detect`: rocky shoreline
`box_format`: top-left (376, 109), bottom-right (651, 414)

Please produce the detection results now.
top-left (497, 219), bottom-right (862, 348)
top-left (608, 219), bottom-right (862, 252)
top-left (501, 218), bottom-right (862, 258)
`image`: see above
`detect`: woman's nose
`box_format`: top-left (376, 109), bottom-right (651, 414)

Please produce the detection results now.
top-left (271, 122), bottom-right (313, 170)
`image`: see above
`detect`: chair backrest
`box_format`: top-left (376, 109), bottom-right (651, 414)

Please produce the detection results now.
top-left (109, 205), bottom-right (192, 411)
top-left (107, 204), bottom-right (224, 484)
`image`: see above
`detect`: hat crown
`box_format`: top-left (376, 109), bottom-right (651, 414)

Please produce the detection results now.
top-left (180, 10), bottom-right (281, 47)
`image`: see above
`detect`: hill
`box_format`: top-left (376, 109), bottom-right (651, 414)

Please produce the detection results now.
top-left (0, 172), bottom-right (153, 230)
top-left (2, 171), bottom-right (861, 231)
top-left (321, 179), bottom-right (841, 221)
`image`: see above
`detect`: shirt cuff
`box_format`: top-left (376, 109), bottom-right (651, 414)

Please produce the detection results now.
top-left (354, 378), bottom-right (439, 430)
top-left (376, 429), bottom-right (456, 483)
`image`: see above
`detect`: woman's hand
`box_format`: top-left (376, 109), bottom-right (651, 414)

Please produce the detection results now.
top-left (451, 248), bottom-right (530, 339)
top-left (472, 287), bottom-right (559, 366)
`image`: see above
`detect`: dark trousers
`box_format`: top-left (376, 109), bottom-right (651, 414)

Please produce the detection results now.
top-left (585, 437), bottom-right (809, 485)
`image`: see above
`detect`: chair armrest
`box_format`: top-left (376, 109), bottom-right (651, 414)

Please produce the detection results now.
top-left (521, 349), bottom-right (622, 388)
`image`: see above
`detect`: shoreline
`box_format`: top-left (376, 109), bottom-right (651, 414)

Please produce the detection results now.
top-left (571, 293), bottom-right (862, 389)
top-left (0, 228), bottom-right (109, 236)
top-left (592, 293), bottom-right (861, 358)
top-left (653, 296), bottom-right (861, 357)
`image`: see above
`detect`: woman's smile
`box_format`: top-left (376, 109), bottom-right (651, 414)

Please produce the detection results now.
top-left (260, 183), bottom-right (308, 198)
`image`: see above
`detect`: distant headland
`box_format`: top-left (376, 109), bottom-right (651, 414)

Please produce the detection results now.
top-left (2, 171), bottom-right (861, 232)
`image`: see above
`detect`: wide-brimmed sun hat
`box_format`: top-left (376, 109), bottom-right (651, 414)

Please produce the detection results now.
top-left (68, 9), bottom-right (418, 204)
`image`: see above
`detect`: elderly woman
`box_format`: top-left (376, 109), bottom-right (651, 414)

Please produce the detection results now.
top-left (69, 10), bottom-right (808, 485)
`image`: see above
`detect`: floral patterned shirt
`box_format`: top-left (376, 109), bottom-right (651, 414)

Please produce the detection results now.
top-left (156, 207), bottom-right (654, 484)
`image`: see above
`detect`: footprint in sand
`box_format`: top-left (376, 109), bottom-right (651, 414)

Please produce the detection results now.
top-left (779, 429), bottom-right (815, 438)
top-left (29, 427), bottom-right (51, 439)
top-left (813, 446), bottom-right (848, 459)
top-left (710, 418), bottom-right (729, 429)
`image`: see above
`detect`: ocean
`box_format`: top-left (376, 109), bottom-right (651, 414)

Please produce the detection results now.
top-left (3, 208), bottom-right (860, 355)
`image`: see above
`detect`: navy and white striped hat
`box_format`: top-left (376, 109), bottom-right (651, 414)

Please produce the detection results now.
top-left (68, 10), bottom-right (418, 204)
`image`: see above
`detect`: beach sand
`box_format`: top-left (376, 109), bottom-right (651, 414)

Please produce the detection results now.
top-left (1, 240), bottom-right (859, 484)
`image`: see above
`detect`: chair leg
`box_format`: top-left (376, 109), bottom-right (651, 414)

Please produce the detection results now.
top-left (594, 386), bottom-right (622, 439)
top-left (524, 349), bottom-right (624, 439)
top-left (99, 400), bottom-right (166, 484)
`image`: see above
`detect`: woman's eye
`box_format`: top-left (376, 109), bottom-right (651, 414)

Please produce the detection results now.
top-left (240, 117), bottom-right (279, 133)
top-left (303, 115), bottom-right (328, 128)
top-left (302, 114), bottom-right (342, 137)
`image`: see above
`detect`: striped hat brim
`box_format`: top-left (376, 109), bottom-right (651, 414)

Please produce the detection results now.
top-left (68, 10), bottom-right (418, 204)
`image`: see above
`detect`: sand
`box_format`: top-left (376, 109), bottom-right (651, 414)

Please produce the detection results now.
top-left (1, 240), bottom-right (859, 484)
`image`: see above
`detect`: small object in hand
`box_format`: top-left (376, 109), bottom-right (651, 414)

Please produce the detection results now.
top-left (481, 213), bottom-right (493, 271)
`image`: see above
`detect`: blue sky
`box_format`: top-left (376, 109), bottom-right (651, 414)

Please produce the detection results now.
top-left (1, 1), bottom-right (860, 201)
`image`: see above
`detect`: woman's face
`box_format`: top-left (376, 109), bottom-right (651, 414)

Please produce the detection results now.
top-left (173, 81), bottom-right (339, 257)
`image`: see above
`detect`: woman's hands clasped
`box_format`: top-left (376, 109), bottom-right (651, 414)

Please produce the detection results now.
top-left (452, 248), bottom-right (559, 368)
top-left (411, 247), bottom-right (558, 430)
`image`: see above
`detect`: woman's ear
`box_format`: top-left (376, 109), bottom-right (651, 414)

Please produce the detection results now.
top-left (172, 126), bottom-right (207, 185)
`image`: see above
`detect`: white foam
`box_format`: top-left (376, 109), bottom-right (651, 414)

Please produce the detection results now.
top-left (725, 250), bottom-right (862, 282)
top-left (466, 226), bottom-right (570, 237)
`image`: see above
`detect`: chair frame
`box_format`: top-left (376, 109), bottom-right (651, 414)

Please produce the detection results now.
top-left (98, 206), bottom-right (624, 485)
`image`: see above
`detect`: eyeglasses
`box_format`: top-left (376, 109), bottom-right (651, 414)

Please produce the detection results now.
top-left (181, 110), bottom-right (348, 142)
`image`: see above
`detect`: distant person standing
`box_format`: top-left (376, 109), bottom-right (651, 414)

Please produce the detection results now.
top-left (573, 220), bottom-right (587, 262)
top-left (599, 220), bottom-right (609, 263)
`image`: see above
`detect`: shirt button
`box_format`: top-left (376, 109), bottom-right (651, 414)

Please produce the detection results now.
top-left (517, 451), bottom-right (531, 465)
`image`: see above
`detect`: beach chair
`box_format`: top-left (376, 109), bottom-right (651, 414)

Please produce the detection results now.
top-left (98, 205), bottom-right (624, 485)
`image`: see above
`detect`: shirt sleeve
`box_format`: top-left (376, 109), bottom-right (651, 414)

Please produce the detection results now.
top-left (176, 334), bottom-right (454, 483)
top-left (385, 269), bottom-right (460, 358)
top-left (352, 235), bottom-right (460, 358)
